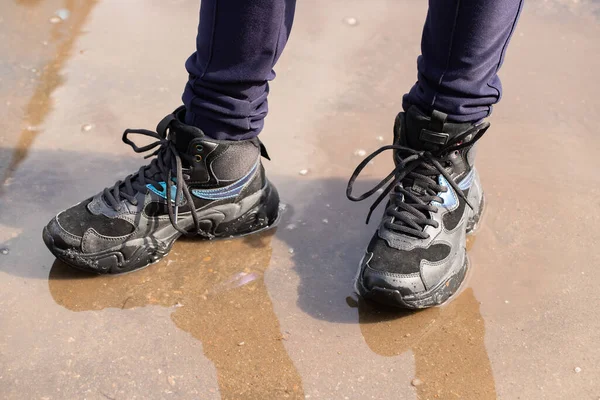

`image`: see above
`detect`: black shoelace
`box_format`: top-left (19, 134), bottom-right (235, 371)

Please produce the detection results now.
top-left (346, 122), bottom-right (489, 239)
top-left (102, 115), bottom-right (202, 236)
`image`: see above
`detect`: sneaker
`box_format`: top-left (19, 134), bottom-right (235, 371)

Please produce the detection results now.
top-left (347, 106), bottom-right (489, 308)
top-left (43, 107), bottom-right (280, 274)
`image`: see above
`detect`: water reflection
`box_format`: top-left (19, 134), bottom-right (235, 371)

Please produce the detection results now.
top-left (2, 0), bottom-right (98, 186)
top-left (48, 231), bottom-right (305, 399)
top-left (351, 288), bottom-right (496, 399)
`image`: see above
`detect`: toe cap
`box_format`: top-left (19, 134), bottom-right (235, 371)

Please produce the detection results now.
top-left (45, 215), bottom-right (83, 251)
top-left (359, 254), bottom-right (427, 296)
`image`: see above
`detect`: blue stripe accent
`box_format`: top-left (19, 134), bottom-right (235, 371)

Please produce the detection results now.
top-left (431, 170), bottom-right (474, 209)
top-left (432, 176), bottom-right (458, 209)
top-left (191, 160), bottom-right (258, 200)
top-left (147, 161), bottom-right (259, 202)
top-left (458, 169), bottom-right (475, 191)
top-left (147, 181), bottom-right (183, 203)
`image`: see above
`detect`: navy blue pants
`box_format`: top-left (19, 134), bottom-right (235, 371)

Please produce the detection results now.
top-left (182, 0), bottom-right (524, 140)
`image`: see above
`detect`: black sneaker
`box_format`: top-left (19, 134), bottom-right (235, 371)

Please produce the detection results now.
top-left (347, 106), bottom-right (489, 309)
top-left (43, 107), bottom-right (280, 274)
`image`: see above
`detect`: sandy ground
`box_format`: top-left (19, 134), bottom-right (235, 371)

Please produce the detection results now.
top-left (0, 0), bottom-right (599, 399)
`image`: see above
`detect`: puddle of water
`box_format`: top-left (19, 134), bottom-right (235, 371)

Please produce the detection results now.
top-left (48, 230), bottom-right (305, 399)
top-left (351, 288), bottom-right (496, 399)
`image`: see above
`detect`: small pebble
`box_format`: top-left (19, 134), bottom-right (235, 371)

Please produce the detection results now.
top-left (285, 223), bottom-right (297, 230)
top-left (167, 376), bottom-right (176, 386)
top-left (174, 302), bottom-right (183, 308)
top-left (376, 136), bottom-right (384, 142)
top-left (299, 169), bottom-right (309, 176)
top-left (504, 300), bottom-right (510, 304)
top-left (288, 248), bottom-right (294, 254)
top-left (574, 367), bottom-right (582, 373)
top-left (322, 219), bottom-right (329, 224)
top-left (81, 124), bottom-right (93, 132)
top-left (411, 378), bottom-right (423, 387)
top-left (237, 342), bottom-right (245, 346)
top-left (354, 149), bottom-right (367, 157)
top-left (49, 16), bottom-right (62, 24)
top-left (344, 17), bottom-right (358, 26)
top-left (0, 248), bottom-right (9, 255)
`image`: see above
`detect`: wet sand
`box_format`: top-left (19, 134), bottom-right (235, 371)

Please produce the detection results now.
top-left (1, 0), bottom-right (599, 399)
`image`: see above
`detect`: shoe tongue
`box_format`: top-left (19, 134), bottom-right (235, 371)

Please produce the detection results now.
top-left (167, 106), bottom-right (207, 155)
top-left (392, 107), bottom-right (472, 200)
top-left (396, 106), bottom-right (473, 152)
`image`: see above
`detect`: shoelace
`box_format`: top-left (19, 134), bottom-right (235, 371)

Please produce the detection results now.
top-left (346, 122), bottom-right (489, 239)
top-left (102, 115), bottom-right (202, 237)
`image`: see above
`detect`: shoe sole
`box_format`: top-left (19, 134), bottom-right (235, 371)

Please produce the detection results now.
top-left (43, 181), bottom-right (280, 275)
top-left (355, 193), bottom-right (486, 309)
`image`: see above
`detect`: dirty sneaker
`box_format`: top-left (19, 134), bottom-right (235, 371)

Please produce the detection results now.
top-left (347, 106), bottom-right (489, 309)
top-left (43, 106), bottom-right (280, 274)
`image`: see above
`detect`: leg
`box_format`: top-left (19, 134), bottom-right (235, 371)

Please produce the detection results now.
top-left (182, 0), bottom-right (297, 140)
top-left (403, 0), bottom-right (524, 122)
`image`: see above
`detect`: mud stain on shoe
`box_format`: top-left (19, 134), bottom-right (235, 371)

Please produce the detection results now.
top-left (47, 230), bottom-right (305, 400)
top-left (351, 288), bottom-right (496, 399)
top-left (0, 0), bottom-right (98, 186)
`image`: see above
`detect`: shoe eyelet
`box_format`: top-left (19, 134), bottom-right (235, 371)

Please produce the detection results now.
top-left (195, 144), bottom-right (203, 152)
top-left (195, 154), bottom-right (203, 163)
